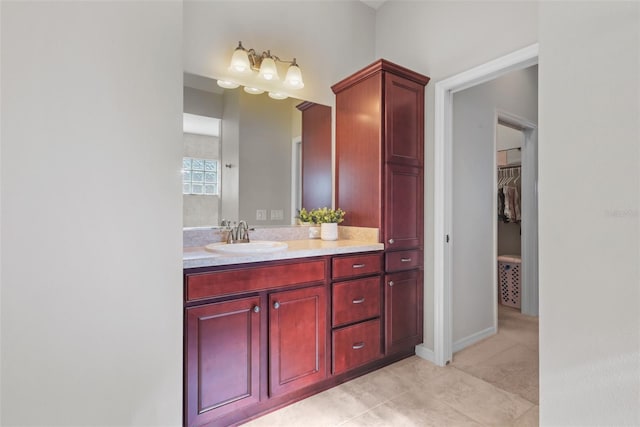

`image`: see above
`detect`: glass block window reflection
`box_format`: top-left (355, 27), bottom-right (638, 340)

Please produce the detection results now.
top-left (182, 157), bottom-right (218, 195)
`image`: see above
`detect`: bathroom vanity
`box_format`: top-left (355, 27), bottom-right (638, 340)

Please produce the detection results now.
top-left (183, 58), bottom-right (429, 427)
top-left (183, 242), bottom-right (407, 427)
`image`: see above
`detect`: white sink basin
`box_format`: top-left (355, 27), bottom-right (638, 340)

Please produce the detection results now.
top-left (205, 241), bottom-right (288, 255)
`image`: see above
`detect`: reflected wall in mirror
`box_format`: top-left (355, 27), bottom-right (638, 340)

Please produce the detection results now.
top-left (183, 73), bottom-right (331, 228)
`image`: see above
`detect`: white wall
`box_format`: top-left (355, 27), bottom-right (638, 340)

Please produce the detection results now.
top-left (238, 94), bottom-right (298, 225)
top-left (183, 0), bottom-right (376, 107)
top-left (538, 2), bottom-right (640, 424)
top-left (221, 90), bottom-right (241, 222)
top-left (376, 0), bottom-right (538, 351)
top-left (497, 124), bottom-right (525, 151)
top-left (184, 86), bottom-right (223, 118)
top-left (0, 0), bottom-right (3, 420)
top-left (1, 2), bottom-right (183, 425)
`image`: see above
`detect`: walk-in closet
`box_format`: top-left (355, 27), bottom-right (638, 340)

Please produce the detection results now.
top-left (497, 123), bottom-right (523, 312)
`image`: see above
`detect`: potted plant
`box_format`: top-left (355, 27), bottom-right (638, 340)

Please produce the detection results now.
top-left (312, 207), bottom-right (346, 241)
top-left (296, 208), bottom-right (314, 225)
top-left (297, 207), bottom-right (321, 238)
top-left (297, 207), bottom-right (346, 240)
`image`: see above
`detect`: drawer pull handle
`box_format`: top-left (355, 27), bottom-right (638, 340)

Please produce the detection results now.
top-left (352, 297), bottom-right (365, 304)
top-left (352, 342), bottom-right (365, 350)
top-left (253, 306), bottom-right (260, 313)
top-left (401, 257), bottom-right (412, 263)
top-left (352, 263), bottom-right (365, 269)
top-left (273, 301), bottom-right (280, 309)
top-left (389, 281), bottom-right (394, 287)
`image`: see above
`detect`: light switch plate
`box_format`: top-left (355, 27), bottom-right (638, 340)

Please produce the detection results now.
top-left (270, 209), bottom-right (283, 220)
top-left (256, 209), bottom-right (267, 221)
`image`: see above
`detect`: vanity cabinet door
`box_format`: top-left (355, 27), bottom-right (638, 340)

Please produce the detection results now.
top-left (269, 285), bottom-right (327, 396)
top-left (385, 269), bottom-right (423, 354)
top-left (384, 164), bottom-right (423, 251)
top-left (184, 297), bottom-right (261, 427)
top-left (384, 72), bottom-right (424, 167)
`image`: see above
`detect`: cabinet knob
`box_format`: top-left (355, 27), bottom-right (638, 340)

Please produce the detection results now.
top-left (388, 238), bottom-right (395, 244)
top-left (253, 305), bottom-right (260, 313)
top-left (273, 301), bottom-right (280, 309)
top-left (389, 281), bottom-right (394, 287)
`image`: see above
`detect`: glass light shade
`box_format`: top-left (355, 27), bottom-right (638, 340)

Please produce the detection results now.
top-left (243, 86), bottom-right (264, 95)
top-left (258, 57), bottom-right (279, 81)
top-left (284, 63), bottom-right (304, 89)
top-left (216, 79), bottom-right (240, 89)
top-left (230, 47), bottom-right (250, 73)
top-left (268, 92), bottom-right (288, 100)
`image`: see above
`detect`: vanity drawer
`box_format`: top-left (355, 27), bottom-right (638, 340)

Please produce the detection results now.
top-left (332, 276), bottom-right (381, 327)
top-left (185, 259), bottom-right (328, 302)
top-left (332, 253), bottom-right (382, 280)
top-left (385, 249), bottom-right (422, 272)
top-left (332, 319), bottom-right (382, 374)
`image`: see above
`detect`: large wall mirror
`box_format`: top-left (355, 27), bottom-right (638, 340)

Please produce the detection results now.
top-left (183, 73), bottom-right (331, 228)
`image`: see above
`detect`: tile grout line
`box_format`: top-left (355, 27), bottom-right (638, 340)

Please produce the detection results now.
top-left (334, 390), bottom-right (414, 426)
top-left (448, 366), bottom-right (536, 422)
top-left (452, 340), bottom-right (521, 368)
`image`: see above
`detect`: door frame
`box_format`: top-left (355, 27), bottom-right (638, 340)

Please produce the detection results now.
top-left (290, 136), bottom-right (302, 224)
top-left (431, 44), bottom-right (539, 367)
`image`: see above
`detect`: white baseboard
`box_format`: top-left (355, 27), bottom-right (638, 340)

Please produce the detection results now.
top-left (415, 343), bottom-right (438, 364)
top-left (452, 326), bottom-right (496, 353)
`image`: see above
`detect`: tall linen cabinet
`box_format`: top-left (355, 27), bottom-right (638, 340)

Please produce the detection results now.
top-left (332, 59), bottom-right (430, 355)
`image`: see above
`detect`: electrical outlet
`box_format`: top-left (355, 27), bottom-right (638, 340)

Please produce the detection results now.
top-left (256, 209), bottom-right (267, 221)
top-left (270, 209), bottom-right (284, 220)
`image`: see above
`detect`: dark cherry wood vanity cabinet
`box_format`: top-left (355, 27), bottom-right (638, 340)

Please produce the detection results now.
top-left (184, 258), bottom-right (329, 427)
top-left (297, 101), bottom-right (332, 210)
top-left (268, 284), bottom-right (327, 396)
top-left (184, 297), bottom-right (261, 423)
top-left (330, 252), bottom-right (383, 374)
top-left (183, 251), bottom-right (423, 427)
top-left (332, 59), bottom-right (430, 356)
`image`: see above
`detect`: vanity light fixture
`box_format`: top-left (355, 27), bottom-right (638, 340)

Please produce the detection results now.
top-left (217, 41), bottom-right (305, 100)
top-left (268, 92), bottom-right (288, 100)
top-left (243, 86), bottom-right (264, 95)
top-left (216, 79), bottom-right (240, 89)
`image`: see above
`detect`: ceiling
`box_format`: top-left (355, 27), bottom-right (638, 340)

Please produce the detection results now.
top-left (360, 0), bottom-right (387, 10)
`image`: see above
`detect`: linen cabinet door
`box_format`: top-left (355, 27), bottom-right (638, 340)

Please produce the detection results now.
top-left (384, 72), bottom-right (424, 167)
top-left (384, 164), bottom-right (423, 251)
top-left (184, 297), bottom-right (261, 427)
top-left (385, 269), bottom-right (423, 354)
top-left (269, 285), bottom-right (327, 396)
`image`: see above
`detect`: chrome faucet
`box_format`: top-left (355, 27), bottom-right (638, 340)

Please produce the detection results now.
top-left (221, 219), bottom-right (251, 244)
top-left (235, 220), bottom-right (250, 243)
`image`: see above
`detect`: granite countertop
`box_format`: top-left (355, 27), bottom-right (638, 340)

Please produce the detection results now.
top-left (183, 239), bottom-right (384, 269)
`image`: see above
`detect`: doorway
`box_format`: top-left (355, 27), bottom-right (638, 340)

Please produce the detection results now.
top-left (496, 113), bottom-right (538, 318)
top-left (431, 44), bottom-right (539, 367)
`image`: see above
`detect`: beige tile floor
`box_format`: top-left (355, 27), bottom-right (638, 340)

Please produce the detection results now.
top-left (243, 305), bottom-right (538, 427)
